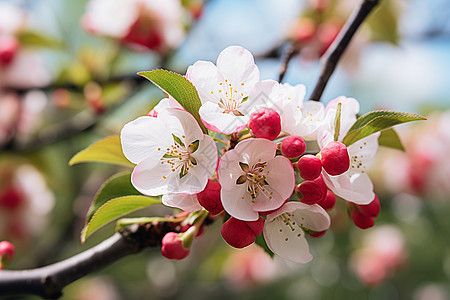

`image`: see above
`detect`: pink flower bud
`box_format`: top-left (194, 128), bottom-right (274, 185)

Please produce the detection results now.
top-left (0, 241), bottom-right (15, 269)
top-left (357, 195), bottom-right (380, 218)
top-left (309, 230), bottom-right (327, 238)
top-left (221, 217), bottom-right (264, 248)
top-left (0, 187), bottom-right (25, 211)
top-left (281, 136), bottom-right (306, 158)
top-left (0, 36), bottom-right (19, 66)
top-left (318, 190), bottom-right (336, 210)
top-left (297, 154), bottom-right (322, 180)
top-left (297, 175), bottom-right (327, 205)
top-left (350, 210), bottom-right (374, 229)
top-left (196, 180), bottom-right (223, 215)
top-left (248, 108), bottom-right (281, 141)
top-left (161, 232), bottom-right (190, 260)
top-left (321, 141), bottom-right (350, 176)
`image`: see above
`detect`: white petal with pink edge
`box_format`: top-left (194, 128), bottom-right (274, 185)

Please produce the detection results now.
top-left (162, 194), bottom-right (203, 212)
top-left (264, 202), bottom-right (330, 263)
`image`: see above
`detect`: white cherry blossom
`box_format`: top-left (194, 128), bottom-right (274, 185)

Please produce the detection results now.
top-left (319, 96), bottom-right (379, 205)
top-left (186, 46), bottom-right (260, 134)
top-left (121, 108), bottom-right (217, 196)
top-left (263, 202), bottom-right (330, 263)
top-left (241, 80), bottom-right (325, 140)
top-left (218, 138), bottom-right (295, 221)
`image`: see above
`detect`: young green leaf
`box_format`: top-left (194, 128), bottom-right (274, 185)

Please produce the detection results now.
top-left (378, 128), bottom-right (405, 151)
top-left (81, 195), bottom-right (160, 243)
top-left (85, 172), bottom-right (142, 224)
top-left (342, 110), bottom-right (425, 146)
top-left (69, 135), bottom-right (132, 166)
top-left (334, 102), bottom-right (342, 141)
top-left (138, 69), bottom-right (208, 134)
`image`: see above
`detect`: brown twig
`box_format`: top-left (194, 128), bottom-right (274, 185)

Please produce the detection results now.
top-left (309, 0), bottom-right (381, 101)
top-left (0, 221), bottom-right (178, 299)
top-left (278, 43), bottom-right (300, 83)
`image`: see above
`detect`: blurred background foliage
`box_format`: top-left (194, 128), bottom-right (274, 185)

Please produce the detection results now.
top-left (0, 0), bottom-right (450, 299)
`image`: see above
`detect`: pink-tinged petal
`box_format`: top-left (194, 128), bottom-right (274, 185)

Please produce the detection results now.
top-left (251, 184), bottom-right (284, 212)
top-left (348, 133), bottom-right (380, 174)
top-left (291, 101), bottom-right (325, 140)
top-left (240, 80), bottom-right (278, 116)
top-left (120, 116), bottom-right (171, 164)
top-left (263, 156), bottom-right (295, 200)
top-left (131, 156), bottom-right (172, 196)
top-left (160, 108), bottom-right (204, 143)
top-left (221, 184), bottom-right (259, 221)
top-left (132, 155), bottom-right (207, 196)
top-left (162, 194), bottom-right (202, 212)
top-left (216, 46), bottom-right (259, 90)
top-left (189, 135), bottom-right (218, 180)
top-left (186, 60), bottom-right (219, 104)
top-left (233, 138), bottom-right (277, 168)
top-left (199, 101), bottom-right (248, 134)
top-left (263, 217), bottom-right (313, 263)
top-left (323, 172), bottom-right (374, 205)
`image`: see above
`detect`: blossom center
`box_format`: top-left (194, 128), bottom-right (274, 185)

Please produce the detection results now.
top-left (214, 79), bottom-right (245, 114)
top-left (160, 134), bottom-right (199, 179)
top-left (236, 161), bottom-right (273, 202)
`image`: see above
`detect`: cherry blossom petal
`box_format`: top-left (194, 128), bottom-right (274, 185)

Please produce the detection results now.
top-left (263, 156), bottom-right (295, 201)
top-left (162, 194), bottom-right (202, 212)
top-left (221, 184), bottom-right (259, 221)
top-left (239, 80), bottom-right (278, 116)
top-left (186, 60), bottom-right (219, 104)
top-left (323, 172), bottom-right (374, 205)
top-left (251, 184), bottom-right (284, 212)
top-left (160, 108), bottom-right (204, 143)
top-left (189, 135), bottom-right (218, 182)
top-left (263, 216), bottom-right (312, 263)
top-left (199, 101), bottom-right (248, 134)
top-left (233, 138), bottom-right (277, 168)
top-left (216, 46), bottom-right (259, 91)
top-left (264, 202), bottom-right (330, 263)
top-left (120, 116), bottom-right (171, 164)
top-left (132, 155), bottom-right (207, 196)
top-left (348, 133), bottom-right (380, 173)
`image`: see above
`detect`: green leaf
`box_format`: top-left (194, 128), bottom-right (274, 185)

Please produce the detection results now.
top-left (69, 135), bottom-right (133, 166)
top-left (17, 31), bottom-right (65, 49)
top-left (334, 102), bottom-right (342, 141)
top-left (86, 172), bottom-right (142, 224)
top-left (342, 110), bottom-right (426, 146)
top-left (138, 70), bottom-right (208, 134)
top-left (255, 234), bottom-right (274, 258)
top-left (81, 195), bottom-right (160, 243)
top-left (378, 128), bottom-right (405, 151)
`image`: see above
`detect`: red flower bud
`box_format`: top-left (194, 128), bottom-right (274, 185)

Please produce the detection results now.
top-left (0, 241), bottom-right (15, 270)
top-left (309, 230), bottom-right (327, 238)
top-left (357, 195), bottom-right (380, 218)
top-left (0, 36), bottom-right (19, 66)
top-left (0, 187), bottom-right (25, 211)
top-left (248, 108), bottom-right (281, 140)
top-left (318, 190), bottom-right (336, 210)
top-left (161, 232), bottom-right (190, 260)
top-left (297, 175), bottom-right (327, 205)
top-left (196, 180), bottom-right (223, 215)
top-left (297, 154), bottom-right (322, 180)
top-left (281, 136), bottom-right (306, 158)
top-left (350, 210), bottom-right (374, 229)
top-left (321, 141), bottom-right (350, 176)
top-left (221, 217), bottom-right (264, 248)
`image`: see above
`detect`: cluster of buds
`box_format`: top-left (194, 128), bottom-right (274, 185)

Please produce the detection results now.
top-left (121, 46), bottom-right (382, 263)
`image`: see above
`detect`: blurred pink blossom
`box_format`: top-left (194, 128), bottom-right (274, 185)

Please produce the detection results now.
top-left (349, 225), bottom-right (407, 286)
top-left (82, 0), bottom-right (185, 52)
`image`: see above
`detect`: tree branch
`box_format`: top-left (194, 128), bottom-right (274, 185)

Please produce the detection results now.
top-left (309, 0), bottom-right (381, 101)
top-left (278, 43), bottom-right (300, 83)
top-left (0, 221), bottom-right (177, 299)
